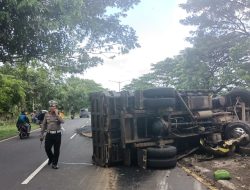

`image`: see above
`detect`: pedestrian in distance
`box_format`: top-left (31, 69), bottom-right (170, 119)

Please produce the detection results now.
top-left (31, 110), bottom-right (37, 123)
top-left (70, 106), bottom-right (75, 119)
top-left (40, 100), bottom-right (64, 169)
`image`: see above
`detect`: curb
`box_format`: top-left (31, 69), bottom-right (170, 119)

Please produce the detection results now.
top-left (178, 163), bottom-right (238, 190)
top-left (217, 180), bottom-right (236, 190)
top-left (178, 163), bottom-right (218, 190)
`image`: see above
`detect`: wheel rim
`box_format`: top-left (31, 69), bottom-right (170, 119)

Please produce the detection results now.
top-left (232, 127), bottom-right (246, 138)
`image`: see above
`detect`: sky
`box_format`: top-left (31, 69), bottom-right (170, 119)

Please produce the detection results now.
top-left (83, 0), bottom-right (191, 91)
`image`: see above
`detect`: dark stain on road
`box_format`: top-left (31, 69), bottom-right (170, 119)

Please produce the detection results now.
top-left (113, 166), bottom-right (155, 190)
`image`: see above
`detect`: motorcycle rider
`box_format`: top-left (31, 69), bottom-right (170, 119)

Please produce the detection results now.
top-left (16, 110), bottom-right (31, 132)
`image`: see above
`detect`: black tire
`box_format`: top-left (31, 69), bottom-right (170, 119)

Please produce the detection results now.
top-left (147, 157), bottom-right (177, 169)
top-left (147, 146), bottom-right (177, 159)
top-left (238, 145), bottom-right (250, 155)
top-left (19, 134), bottom-right (23, 139)
top-left (19, 132), bottom-right (25, 139)
top-left (143, 88), bottom-right (176, 98)
top-left (143, 98), bottom-right (175, 109)
top-left (224, 121), bottom-right (250, 146)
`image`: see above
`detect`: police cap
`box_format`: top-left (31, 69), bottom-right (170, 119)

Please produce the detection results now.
top-left (49, 100), bottom-right (58, 107)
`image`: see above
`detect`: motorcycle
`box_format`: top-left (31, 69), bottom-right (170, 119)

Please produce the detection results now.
top-left (18, 123), bottom-right (31, 139)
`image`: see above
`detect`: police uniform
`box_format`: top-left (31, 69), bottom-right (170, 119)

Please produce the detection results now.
top-left (41, 101), bottom-right (64, 169)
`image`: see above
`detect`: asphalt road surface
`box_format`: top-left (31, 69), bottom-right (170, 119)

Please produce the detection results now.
top-left (0, 118), bottom-right (209, 190)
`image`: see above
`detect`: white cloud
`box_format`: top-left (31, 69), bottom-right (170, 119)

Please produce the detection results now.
top-left (82, 0), bottom-right (192, 91)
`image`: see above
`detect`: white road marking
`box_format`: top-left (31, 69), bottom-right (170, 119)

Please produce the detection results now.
top-left (81, 122), bottom-right (90, 128)
top-left (0, 135), bottom-right (18, 142)
top-left (60, 162), bottom-right (93, 166)
top-left (157, 171), bottom-right (170, 190)
top-left (70, 133), bottom-right (77, 139)
top-left (21, 159), bottom-right (48, 185)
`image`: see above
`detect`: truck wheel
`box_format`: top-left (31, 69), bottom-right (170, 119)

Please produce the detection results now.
top-left (143, 88), bottom-right (176, 98)
top-left (143, 98), bottom-right (175, 109)
top-left (224, 122), bottom-right (250, 146)
top-left (238, 145), bottom-right (250, 155)
top-left (147, 157), bottom-right (177, 169)
top-left (147, 146), bottom-right (177, 159)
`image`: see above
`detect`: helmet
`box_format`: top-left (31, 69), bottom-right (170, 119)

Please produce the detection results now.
top-left (49, 100), bottom-right (58, 107)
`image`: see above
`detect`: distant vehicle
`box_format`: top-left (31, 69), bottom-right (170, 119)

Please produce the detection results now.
top-left (79, 108), bottom-right (90, 118)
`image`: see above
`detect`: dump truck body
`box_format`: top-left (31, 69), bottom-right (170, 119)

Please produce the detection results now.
top-left (90, 88), bottom-right (250, 168)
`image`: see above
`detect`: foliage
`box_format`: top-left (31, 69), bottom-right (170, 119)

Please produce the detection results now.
top-left (179, 0), bottom-right (250, 90)
top-left (0, 74), bottom-right (26, 113)
top-left (0, 64), bottom-right (104, 114)
top-left (123, 73), bottom-right (156, 91)
top-left (0, 0), bottom-right (140, 73)
top-left (126, 0), bottom-right (250, 92)
top-left (0, 63), bottom-right (60, 111)
top-left (180, 0), bottom-right (250, 38)
top-left (57, 76), bottom-right (104, 112)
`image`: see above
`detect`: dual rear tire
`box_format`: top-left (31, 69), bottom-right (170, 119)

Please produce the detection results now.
top-left (142, 88), bottom-right (176, 109)
top-left (147, 146), bottom-right (177, 169)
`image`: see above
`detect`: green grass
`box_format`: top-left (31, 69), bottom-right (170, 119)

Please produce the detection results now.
top-left (0, 122), bottom-right (40, 141)
top-left (0, 123), bottom-right (17, 140)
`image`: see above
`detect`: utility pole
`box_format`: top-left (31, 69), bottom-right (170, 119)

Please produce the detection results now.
top-left (109, 80), bottom-right (129, 92)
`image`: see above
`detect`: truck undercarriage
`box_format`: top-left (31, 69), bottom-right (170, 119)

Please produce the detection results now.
top-left (90, 88), bottom-right (250, 169)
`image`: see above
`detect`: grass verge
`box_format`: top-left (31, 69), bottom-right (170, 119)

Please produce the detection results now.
top-left (0, 122), bottom-right (40, 141)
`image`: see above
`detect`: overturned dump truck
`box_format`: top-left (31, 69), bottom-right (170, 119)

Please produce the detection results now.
top-left (90, 88), bottom-right (250, 169)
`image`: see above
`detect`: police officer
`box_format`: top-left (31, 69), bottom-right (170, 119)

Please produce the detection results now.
top-left (40, 100), bottom-right (64, 169)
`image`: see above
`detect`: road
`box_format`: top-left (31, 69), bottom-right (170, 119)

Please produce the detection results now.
top-left (0, 118), bottom-right (209, 190)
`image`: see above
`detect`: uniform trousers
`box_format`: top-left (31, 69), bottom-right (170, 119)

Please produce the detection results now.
top-left (45, 133), bottom-right (61, 165)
